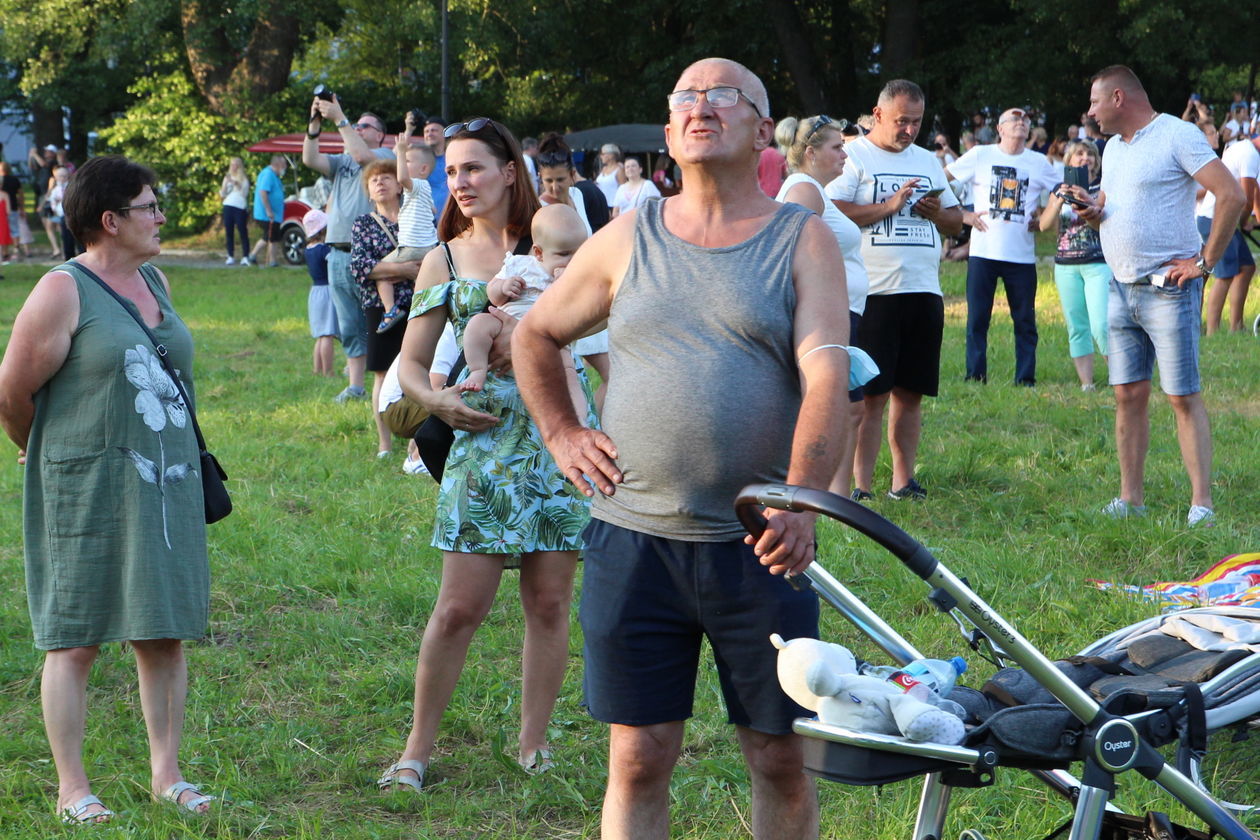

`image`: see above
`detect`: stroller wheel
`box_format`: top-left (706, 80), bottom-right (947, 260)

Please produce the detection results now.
top-left (959, 831), bottom-right (989, 840)
top-left (1178, 715), bottom-right (1260, 821)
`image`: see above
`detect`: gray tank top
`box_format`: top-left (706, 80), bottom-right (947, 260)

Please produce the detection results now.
top-left (593, 198), bottom-right (811, 540)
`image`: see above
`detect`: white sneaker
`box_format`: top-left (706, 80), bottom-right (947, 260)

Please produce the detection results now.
top-left (1103, 498), bottom-right (1147, 518)
top-left (225, 256), bottom-right (236, 265)
top-left (1187, 506), bottom-right (1215, 527)
top-left (402, 454), bottom-right (429, 475)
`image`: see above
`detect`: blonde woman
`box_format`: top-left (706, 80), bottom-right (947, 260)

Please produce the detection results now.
top-left (219, 157), bottom-right (251, 265)
top-left (774, 114), bottom-right (870, 498)
top-left (594, 143), bottom-right (625, 210)
top-left (1038, 140), bottom-right (1110, 389)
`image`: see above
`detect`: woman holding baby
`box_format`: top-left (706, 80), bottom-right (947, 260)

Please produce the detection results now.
top-left (379, 117), bottom-right (596, 791)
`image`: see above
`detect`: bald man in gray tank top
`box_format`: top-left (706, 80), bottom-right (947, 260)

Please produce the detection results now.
top-left (515, 58), bottom-right (851, 840)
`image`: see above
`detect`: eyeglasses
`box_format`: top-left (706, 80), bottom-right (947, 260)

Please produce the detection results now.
top-left (354, 122), bottom-right (383, 132)
top-left (115, 201), bottom-right (161, 219)
top-left (804, 115), bottom-right (849, 143)
top-left (667, 87), bottom-right (763, 119)
top-left (444, 117), bottom-right (502, 139)
top-left (999, 112), bottom-right (1030, 125)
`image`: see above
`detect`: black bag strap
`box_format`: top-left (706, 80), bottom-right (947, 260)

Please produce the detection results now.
top-left (67, 260), bottom-right (210, 453)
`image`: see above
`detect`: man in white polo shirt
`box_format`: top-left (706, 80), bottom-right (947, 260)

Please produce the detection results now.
top-left (1074, 65), bottom-right (1243, 527)
top-left (946, 108), bottom-right (1057, 386)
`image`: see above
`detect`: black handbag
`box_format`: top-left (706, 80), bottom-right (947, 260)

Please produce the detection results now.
top-left (74, 261), bottom-right (233, 523)
top-left (413, 238), bottom-right (531, 482)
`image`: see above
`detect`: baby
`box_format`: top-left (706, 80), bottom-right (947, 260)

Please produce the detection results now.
top-left (377, 111), bottom-right (439, 333)
top-left (459, 204), bottom-right (589, 420)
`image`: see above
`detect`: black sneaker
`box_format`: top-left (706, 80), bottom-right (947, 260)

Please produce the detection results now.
top-left (887, 479), bottom-right (926, 501)
top-left (850, 488), bottom-right (874, 502)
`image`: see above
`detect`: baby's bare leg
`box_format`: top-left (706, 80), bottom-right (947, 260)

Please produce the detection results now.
top-left (459, 313), bottom-right (503, 393)
top-left (561, 349), bottom-right (589, 426)
top-left (377, 280), bottom-right (396, 312)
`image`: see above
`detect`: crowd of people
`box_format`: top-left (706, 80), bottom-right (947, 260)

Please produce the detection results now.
top-left (0, 56), bottom-right (1255, 837)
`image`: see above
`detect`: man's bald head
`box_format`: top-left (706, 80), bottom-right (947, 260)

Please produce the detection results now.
top-left (677, 57), bottom-right (770, 120)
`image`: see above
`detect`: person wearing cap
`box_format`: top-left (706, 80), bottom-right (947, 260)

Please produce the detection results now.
top-left (302, 209), bottom-right (339, 377)
top-left (946, 106), bottom-right (1058, 386)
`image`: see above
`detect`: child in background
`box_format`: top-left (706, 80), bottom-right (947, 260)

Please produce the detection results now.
top-left (302, 209), bottom-right (339, 376)
top-left (459, 204), bottom-right (589, 421)
top-left (376, 111), bottom-right (439, 334)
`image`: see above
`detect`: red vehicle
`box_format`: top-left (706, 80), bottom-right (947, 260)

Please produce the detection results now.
top-left (246, 132), bottom-right (397, 265)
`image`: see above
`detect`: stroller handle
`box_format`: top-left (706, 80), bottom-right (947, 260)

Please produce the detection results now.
top-left (735, 483), bottom-right (939, 580)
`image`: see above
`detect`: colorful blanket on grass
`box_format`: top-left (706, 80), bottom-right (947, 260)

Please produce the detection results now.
top-left (1089, 553), bottom-right (1260, 612)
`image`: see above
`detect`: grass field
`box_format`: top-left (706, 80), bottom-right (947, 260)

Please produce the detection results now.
top-left (0, 254), bottom-right (1258, 839)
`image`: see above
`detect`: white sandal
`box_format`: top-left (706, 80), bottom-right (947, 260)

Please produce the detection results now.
top-left (377, 759), bottom-right (427, 793)
top-left (159, 781), bottom-right (215, 814)
top-left (60, 794), bottom-right (114, 825)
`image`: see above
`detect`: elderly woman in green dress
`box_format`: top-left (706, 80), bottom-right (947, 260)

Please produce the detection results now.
top-left (378, 118), bottom-right (594, 792)
top-left (0, 156), bottom-right (214, 824)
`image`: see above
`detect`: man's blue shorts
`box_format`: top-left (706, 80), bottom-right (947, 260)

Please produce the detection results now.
top-left (579, 519), bottom-right (819, 734)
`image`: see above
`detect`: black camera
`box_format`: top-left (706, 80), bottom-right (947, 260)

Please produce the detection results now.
top-left (314, 84), bottom-right (335, 102)
top-left (408, 108), bottom-right (427, 129)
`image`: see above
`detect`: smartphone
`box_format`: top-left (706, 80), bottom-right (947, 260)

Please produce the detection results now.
top-left (1055, 189), bottom-right (1090, 210)
top-left (922, 187), bottom-right (945, 199)
top-left (1064, 165), bottom-right (1090, 189)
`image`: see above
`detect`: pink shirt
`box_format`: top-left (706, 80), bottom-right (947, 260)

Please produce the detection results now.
top-left (757, 146), bottom-right (787, 196)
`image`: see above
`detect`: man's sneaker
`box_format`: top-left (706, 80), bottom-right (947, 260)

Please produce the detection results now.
top-left (240, 257), bottom-right (254, 266)
top-left (1103, 497), bottom-right (1147, 518)
top-left (225, 256), bottom-right (236, 265)
top-left (333, 385), bottom-right (367, 404)
top-left (887, 479), bottom-right (926, 501)
top-left (1187, 505), bottom-right (1215, 527)
top-left (850, 488), bottom-right (874, 502)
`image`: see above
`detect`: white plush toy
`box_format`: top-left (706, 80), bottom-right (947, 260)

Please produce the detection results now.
top-left (770, 634), bottom-right (966, 745)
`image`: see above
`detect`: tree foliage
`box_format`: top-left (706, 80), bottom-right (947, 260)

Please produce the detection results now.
top-left (2, 0), bottom-right (1257, 232)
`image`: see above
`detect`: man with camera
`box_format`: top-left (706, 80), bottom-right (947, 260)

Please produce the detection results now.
top-left (946, 107), bottom-right (1058, 386)
top-left (1073, 65), bottom-right (1244, 528)
top-left (302, 89), bottom-right (394, 403)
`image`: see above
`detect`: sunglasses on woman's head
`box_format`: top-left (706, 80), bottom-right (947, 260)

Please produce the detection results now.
top-left (444, 117), bottom-right (497, 139)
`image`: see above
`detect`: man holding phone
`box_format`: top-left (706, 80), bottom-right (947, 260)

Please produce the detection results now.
top-left (1074, 65), bottom-right (1244, 527)
top-left (946, 107), bottom-right (1058, 386)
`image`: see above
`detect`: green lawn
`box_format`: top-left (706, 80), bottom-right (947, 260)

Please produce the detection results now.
top-left (0, 258), bottom-right (1258, 838)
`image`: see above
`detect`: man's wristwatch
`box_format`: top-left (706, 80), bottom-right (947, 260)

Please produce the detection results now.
top-left (1195, 256), bottom-right (1213, 279)
top-left (336, 118), bottom-right (351, 129)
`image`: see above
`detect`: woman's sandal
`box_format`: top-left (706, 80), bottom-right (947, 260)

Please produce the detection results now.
top-left (377, 759), bottom-right (426, 793)
top-left (60, 795), bottom-right (114, 825)
top-left (376, 305), bottom-right (404, 334)
top-left (158, 781), bottom-right (215, 814)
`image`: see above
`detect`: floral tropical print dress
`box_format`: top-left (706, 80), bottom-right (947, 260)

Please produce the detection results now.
top-left (23, 262), bottom-right (208, 650)
top-left (411, 249), bottom-right (594, 555)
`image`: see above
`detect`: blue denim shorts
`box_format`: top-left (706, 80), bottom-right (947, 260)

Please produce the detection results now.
top-left (1196, 216), bottom-right (1255, 279)
top-left (1107, 276), bottom-right (1202, 395)
top-left (579, 519), bottom-right (819, 733)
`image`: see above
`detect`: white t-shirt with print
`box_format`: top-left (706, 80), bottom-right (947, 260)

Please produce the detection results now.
top-left (1198, 138), bottom-right (1260, 220)
top-left (946, 145), bottom-right (1057, 264)
top-left (824, 136), bottom-right (959, 296)
top-left (1100, 114), bottom-right (1218, 283)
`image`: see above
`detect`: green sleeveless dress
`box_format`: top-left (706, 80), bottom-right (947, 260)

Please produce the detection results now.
top-left (23, 262), bottom-right (209, 650)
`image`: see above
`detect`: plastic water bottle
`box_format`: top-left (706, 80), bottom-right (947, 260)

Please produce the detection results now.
top-left (901, 657), bottom-right (967, 696)
top-left (861, 657), bottom-right (967, 700)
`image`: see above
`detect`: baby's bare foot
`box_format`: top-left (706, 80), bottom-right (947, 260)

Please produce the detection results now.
top-left (460, 369), bottom-right (488, 393)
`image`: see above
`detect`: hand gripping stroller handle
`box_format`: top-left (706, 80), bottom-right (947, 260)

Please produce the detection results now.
top-left (735, 483), bottom-right (939, 580)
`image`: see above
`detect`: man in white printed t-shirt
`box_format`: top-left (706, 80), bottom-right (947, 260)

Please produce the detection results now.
top-left (1073, 65), bottom-right (1243, 528)
top-left (827, 79), bottom-right (962, 502)
top-left (946, 107), bottom-right (1058, 385)
top-left (1194, 129), bottom-right (1258, 334)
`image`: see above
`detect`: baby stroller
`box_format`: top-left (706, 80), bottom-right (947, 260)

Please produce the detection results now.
top-left (735, 483), bottom-right (1259, 840)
